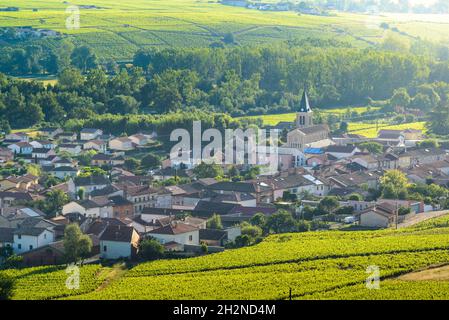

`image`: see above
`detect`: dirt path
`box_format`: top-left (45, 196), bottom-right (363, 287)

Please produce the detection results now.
top-left (397, 210), bottom-right (449, 229)
top-left (95, 263), bottom-right (128, 292)
top-left (399, 264), bottom-right (449, 281)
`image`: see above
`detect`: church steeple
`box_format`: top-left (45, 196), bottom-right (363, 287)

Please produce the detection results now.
top-left (296, 88), bottom-right (313, 129)
top-left (299, 89), bottom-right (312, 113)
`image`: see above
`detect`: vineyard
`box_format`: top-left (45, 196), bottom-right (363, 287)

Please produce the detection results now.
top-left (3, 215), bottom-right (449, 300)
top-left (1, 0), bottom-right (448, 61)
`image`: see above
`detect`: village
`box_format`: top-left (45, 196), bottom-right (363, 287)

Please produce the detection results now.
top-left (0, 89), bottom-right (447, 267)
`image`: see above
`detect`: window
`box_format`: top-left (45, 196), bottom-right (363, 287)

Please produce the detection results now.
top-left (44, 233), bottom-right (47, 239)
top-left (189, 235), bottom-right (193, 241)
top-left (29, 245), bottom-right (33, 250)
top-left (18, 244), bottom-right (21, 250)
top-left (18, 234), bottom-right (21, 239)
top-left (103, 245), bottom-right (107, 252)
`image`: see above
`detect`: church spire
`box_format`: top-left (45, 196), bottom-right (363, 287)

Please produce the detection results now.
top-left (299, 88), bottom-right (312, 113)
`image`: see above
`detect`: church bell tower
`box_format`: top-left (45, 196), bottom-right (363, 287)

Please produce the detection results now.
top-left (296, 89), bottom-right (313, 129)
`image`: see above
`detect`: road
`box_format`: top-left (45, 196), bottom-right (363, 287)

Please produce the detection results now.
top-left (397, 210), bottom-right (449, 229)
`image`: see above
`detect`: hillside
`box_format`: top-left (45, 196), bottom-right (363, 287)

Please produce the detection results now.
top-left (1, 0), bottom-right (448, 61)
top-left (3, 214), bottom-right (449, 300)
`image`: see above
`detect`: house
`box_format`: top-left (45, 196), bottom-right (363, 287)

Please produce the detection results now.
top-left (106, 195), bottom-right (134, 219)
top-left (0, 174), bottom-right (39, 192)
top-left (5, 132), bottom-right (29, 142)
top-left (91, 153), bottom-right (125, 166)
top-left (357, 203), bottom-right (397, 228)
top-left (58, 144), bottom-right (82, 155)
top-left (401, 148), bottom-right (448, 167)
top-left (325, 145), bottom-right (361, 159)
top-left (209, 191), bottom-right (257, 207)
top-left (83, 140), bottom-right (108, 153)
top-left (328, 171), bottom-right (380, 190)
top-left (20, 235), bottom-right (99, 267)
top-left (129, 134), bottom-right (151, 146)
top-left (99, 225), bottom-right (140, 260)
top-left (56, 132), bottom-right (77, 142)
top-left (32, 148), bottom-right (56, 159)
top-left (62, 199), bottom-right (114, 218)
top-left (149, 221), bottom-right (199, 246)
top-left (13, 227), bottom-right (55, 254)
top-left (0, 192), bottom-right (33, 210)
top-left (109, 137), bottom-right (136, 151)
top-left (0, 227), bottom-right (14, 248)
top-left (378, 129), bottom-right (423, 142)
top-left (80, 128), bottom-right (103, 141)
top-left (39, 127), bottom-right (63, 139)
top-left (30, 140), bottom-right (55, 150)
top-left (270, 173), bottom-right (328, 199)
top-left (50, 166), bottom-right (80, 179)
top-left (0, 147), bottom-right (14, 162)
top-left (8, 142), bottom-right (33, 155)
top-left (54, 158), bottom-right (75, 168)
top-left (124, 185), bottom-right (158, 214)
top-left (74, 175), bottom-right (110, 195)
top-left (205, 181), bottom-right (274, 205)
top-left (199, 229), bottom-right (228, 246)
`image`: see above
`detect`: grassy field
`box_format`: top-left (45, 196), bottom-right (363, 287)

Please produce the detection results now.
top-left (1, 1), bottom-right (449, 61)
top-left (241, 106), bottom-right (380, 126)
top-left (4, 214), bottom-right (449, 300)
top-left (348, 121), bottom-right (427, 138)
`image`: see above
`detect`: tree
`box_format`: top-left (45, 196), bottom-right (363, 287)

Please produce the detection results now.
top-left (44, 189), bottom-right (69, 217)
top-left (141, 154), bottom-right (161, 169)
top-left (428, 102), bottom-right (449, 135)
top-left (124, 158), bottom-right (140, 171)
top-left (139, 238), bottom-right (164, 261)
top-left (0, 274), bottom-right (15, 300)
top-left (207, 214), bottom-right (223, 230)
top-left (317, 196), bottom-right (340, 214)
top-left (381, 34), bottom-right (410, 52)
top-left (77, 187), bottom-right (85, 201)
top-left (380, 170), bottom-right (409, 199)
top-left (193, 162), bottom-right (224, 179)
top-left (107, 95), bottom-right (140, 115)
top-left (418, 139), bottom-right (440, 149)
top-left (358, 141), bottom-right (383, 154)
top-left (348, 193), bottom-right (363, 201)
top-left (264, 210), bottom-right (297, 234)
top-left (241, 224), bottom-right (262, 239)
top-left (70, 46), bottom-right (97, 73)
top-left (339, 121), bottom-right (348, 133)
top-left (63, 224), bottom-right (93, 264)
top-left (250, 213), bottom-right (266, 227)
top-left (390, 88), bottom-right (411, 109)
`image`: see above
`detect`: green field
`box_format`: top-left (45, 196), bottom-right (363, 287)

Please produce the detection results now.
top-left (1, 0), bottom-right (448, 61)
top-left (348, 121), bottom-right (427, 138)
top-left (241, 106), bottom-right (380, 126)
top-left (4, 214), bottom-right (449, 300)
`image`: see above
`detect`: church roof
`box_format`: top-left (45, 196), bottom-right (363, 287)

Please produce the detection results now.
top-left (299, 90), bottom-right (312, 113)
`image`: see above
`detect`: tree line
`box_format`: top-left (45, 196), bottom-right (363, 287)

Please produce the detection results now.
top-left (2, 44), bottom-right (449, 132)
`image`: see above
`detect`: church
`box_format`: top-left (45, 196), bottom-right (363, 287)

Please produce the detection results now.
top-left (285, 89), bottom-right (333, 151)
